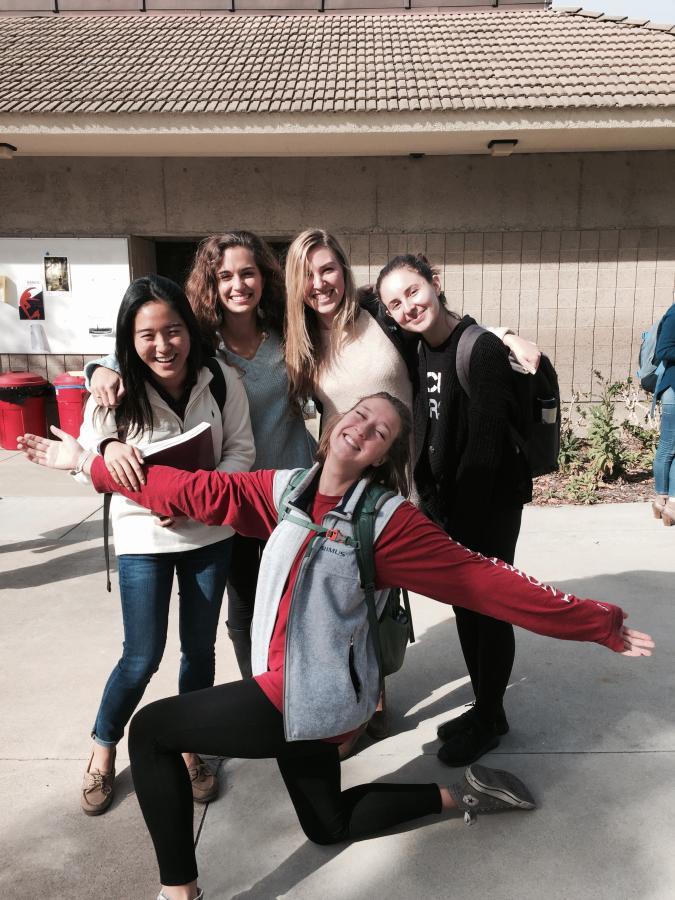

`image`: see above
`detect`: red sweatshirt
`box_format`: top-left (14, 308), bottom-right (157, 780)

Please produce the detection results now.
top-left (90, 460), bottom-right (627, 682)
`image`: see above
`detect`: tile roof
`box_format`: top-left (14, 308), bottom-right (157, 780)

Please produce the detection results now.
top-left (0, 8), bottom-right (673, 116)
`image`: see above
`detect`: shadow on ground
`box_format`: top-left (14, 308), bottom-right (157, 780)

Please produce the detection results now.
top-left (2, 570), bottom-right (673, 900)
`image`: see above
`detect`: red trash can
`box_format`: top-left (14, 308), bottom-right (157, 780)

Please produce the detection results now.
top-left (53, 372), bottom-right (88, 438)
top-left (0, 371), bottom-right (51, 450)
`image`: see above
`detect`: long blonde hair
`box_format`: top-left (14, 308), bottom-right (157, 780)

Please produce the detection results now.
top-left (285, 229), bottom-right (360, 405)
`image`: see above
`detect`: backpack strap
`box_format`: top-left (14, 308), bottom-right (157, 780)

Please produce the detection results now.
top-left (278, 468), bottom-right (311, 525)
top-left (455, 323), bottom-right (487, 399)
top-left (277, 469), bottom-right (361, 547)
top-left (455, 323), bottom-right (530, 461)
top-left (103, 491), bottom-right (112, 593)
top-left (352, 483), bottom-right (400, 683)
top-left (203, 357), bottom-right (227, 413)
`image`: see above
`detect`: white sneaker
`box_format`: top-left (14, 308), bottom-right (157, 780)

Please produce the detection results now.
top-left (157, 891), bottom-right (203, 900)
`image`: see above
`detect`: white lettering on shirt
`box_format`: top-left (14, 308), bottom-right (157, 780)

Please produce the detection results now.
top-left (427, 371), bottom-right (441, 394)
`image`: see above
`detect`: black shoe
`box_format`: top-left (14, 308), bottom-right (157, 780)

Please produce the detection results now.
top-left (437, 720), bottom-right (500, 767)
top-left (437, 704), bottom-right (509, 743)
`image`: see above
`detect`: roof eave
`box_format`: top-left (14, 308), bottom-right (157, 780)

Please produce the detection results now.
top-left (1, 107), bottom-right (674, 156)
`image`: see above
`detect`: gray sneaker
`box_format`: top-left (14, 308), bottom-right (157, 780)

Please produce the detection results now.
top-left (451, 763), bottom-right (536, 817)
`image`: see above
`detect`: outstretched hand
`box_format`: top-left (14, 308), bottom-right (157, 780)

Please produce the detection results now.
top-left (618, 615), bottom-right (654, 657)
top-left (17, 426), bottom-right (84, 471)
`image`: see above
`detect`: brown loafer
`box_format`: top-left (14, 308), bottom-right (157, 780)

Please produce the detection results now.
top-left (81, 749), bottom-right (115, 816)
top-left (653, 495), bottom-right (667, 519)
top-left (188, 757), bottom-right (218, 804)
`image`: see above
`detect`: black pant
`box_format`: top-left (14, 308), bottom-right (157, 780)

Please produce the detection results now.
top-left (452, 506), bottom-right (522, 722)
top-left (225, 533), bottom-right (265, 632)
top-left (129, 679), bottom-right (442, 886)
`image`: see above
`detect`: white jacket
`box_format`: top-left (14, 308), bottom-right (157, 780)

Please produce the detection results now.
top-left (77, 361), bottom-right (255, 555)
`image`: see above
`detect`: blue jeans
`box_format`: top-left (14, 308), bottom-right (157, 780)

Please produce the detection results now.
top-left (654, 388), bottom-right (675, 497)
top-left (92, 537), bottom-right (232, 747)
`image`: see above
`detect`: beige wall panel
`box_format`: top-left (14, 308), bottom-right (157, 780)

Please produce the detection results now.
top-left (335, 225), bottom-right (674, 402)
top-left (5, 152), bottom-right (673, 238)
top-left (2, 154), bottom-right (675, 402)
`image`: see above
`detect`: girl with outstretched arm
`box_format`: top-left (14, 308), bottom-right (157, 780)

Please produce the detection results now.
top-left (19, 392), bottom-right (653, 900)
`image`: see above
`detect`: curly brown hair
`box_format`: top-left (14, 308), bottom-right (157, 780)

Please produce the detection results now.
top-left (185, 231), bottom-right (285, 351)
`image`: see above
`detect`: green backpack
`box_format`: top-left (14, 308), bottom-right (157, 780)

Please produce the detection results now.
top-left (278, 470), bottom-right (415, 682)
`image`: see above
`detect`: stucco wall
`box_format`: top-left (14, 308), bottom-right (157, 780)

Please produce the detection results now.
top-left (1, 152), bottom-right (674, 236)
top-left (1, 151), bottom-right (674, 399)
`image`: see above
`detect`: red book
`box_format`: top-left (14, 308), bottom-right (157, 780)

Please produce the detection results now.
top-left (139, 422), bottom-right (215, 472)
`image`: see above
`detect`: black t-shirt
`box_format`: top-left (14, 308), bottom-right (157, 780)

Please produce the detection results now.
top-left (423, 333), bottom-right (456, 484)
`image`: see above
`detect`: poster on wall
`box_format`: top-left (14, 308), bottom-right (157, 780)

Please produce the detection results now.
top-left (19, 283), bottom-right (45, 320)
top-left (44, 255), bottom-right (70, 292)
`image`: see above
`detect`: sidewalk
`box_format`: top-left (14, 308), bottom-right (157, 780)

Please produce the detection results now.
top-left (1, 447), bottom-right (674, 900)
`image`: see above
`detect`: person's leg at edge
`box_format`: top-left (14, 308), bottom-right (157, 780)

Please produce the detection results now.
top-left (654, 389), bottom-right (675, 522)
top-left (84, 553), bottom-right (173, 813)
top-left (225, 534), bottom-right (265, 678)
top-left (129, 680), bottom-right (468, 898)
top-left (175, 537), bottom-right (232, 782)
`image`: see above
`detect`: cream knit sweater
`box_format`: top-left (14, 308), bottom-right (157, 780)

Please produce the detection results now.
top-left (315, 311), bottom-right (413, 423)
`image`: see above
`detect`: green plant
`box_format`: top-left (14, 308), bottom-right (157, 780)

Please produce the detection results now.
top-left (622, 420), bottom-right (659, 470)
top-left (558, 395), bottom-right (584, 473)
top-left (564, 471), bottom-right (599, 504)
top-left (585, 371), bottom-right (626, 479)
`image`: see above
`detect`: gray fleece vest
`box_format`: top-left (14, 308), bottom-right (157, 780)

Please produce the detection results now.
top-left (250, 464), bottom-right (405, 742)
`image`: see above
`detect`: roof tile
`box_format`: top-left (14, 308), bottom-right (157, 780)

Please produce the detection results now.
top-left (0, 8), bottom-right (672, 117)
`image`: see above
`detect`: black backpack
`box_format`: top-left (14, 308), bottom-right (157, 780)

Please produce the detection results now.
top-left (456, 325), bottom-right (561, 477)
top-left (103, 358), bottom-right (227, 591)
top-left (278, 470), bottom-right (415, 683)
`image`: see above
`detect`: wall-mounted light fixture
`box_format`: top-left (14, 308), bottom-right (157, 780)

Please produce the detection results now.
top-left (0, 142), bottom-right (17, 159)
top-left (487, 139), bottom-right (518, 157)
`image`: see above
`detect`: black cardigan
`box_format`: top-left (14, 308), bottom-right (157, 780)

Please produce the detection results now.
top-left (412, 316), bottom-right (532, 555)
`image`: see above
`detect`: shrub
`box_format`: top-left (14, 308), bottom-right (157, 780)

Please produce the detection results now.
top-left (584, 372), bottom-right (627, 479)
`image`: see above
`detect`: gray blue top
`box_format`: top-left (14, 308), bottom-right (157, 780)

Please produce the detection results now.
top-left (656, 304), bottom-right (675, 402)
top-left (84, 329), bottom-right (315, 471)
top-left (216, 330), bottom-right (315, 470)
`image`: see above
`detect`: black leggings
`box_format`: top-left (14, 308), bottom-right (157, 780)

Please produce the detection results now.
top-left (452, 506), bottom-right (522, 721)
top-left (129, 678), bottom-right (442, 886)
top-left (226, 533), bottom-right (265, 632)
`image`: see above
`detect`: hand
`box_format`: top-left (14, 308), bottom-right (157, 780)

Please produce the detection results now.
top-left (618, 615), bottom-right (655, 657)
top-left (17, 426), bottom-right (85, 471)
top-left (91, 366), bottom-right (126, 408)
top-left (103, 440), bottom-right (145, 491)
top-left (151, 512), bottom-right (176, 528)
top-left (503, 334), bottom-right (541, 375)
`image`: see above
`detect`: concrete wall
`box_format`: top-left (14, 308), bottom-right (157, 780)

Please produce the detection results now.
top-left (2, 152), bottom-right (674, 237)
top-left (1, 151), bottom-right (674, 399)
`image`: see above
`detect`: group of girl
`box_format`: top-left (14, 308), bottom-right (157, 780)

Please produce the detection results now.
top-left (18, 229), bottom-right (654, 900)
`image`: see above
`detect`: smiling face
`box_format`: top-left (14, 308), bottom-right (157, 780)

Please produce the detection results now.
top-left (302, 245), bottom-right (346, 325)
top-left (378, 266), bottom-right (443, 336)
top-left (216, 245), bottom-right (265, 319)
top-left (328, 396), bottom-right (401, 472)
top-left (133, 299), bottom-right (190, 390)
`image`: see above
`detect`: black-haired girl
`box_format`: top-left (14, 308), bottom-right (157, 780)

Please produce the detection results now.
top-left (74, 275), bottom-right (254, 815)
